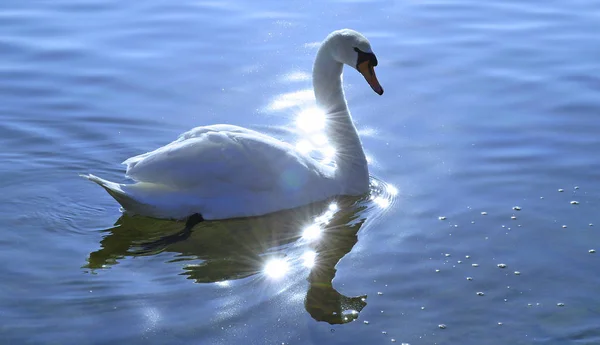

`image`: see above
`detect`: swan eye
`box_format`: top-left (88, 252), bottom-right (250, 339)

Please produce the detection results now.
top-left (354, 47), bottom-right (378, 70)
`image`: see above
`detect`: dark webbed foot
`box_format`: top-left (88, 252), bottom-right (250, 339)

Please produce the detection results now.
top-left (134, 213), bottom-right (204, 254)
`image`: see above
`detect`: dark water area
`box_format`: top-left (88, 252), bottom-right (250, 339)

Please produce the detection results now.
top-left (1, 0), bottom-right (600, 344)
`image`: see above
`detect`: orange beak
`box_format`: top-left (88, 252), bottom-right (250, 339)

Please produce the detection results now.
top-left (358, 60), bottom-right (383, 95)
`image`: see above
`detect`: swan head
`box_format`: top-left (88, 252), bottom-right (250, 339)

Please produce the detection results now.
top-left (327, 29), bottom-right (383, 95)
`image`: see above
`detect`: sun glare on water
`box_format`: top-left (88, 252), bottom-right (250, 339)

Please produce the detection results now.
top-left (302, 224), bottom-right (323, 242)
top-left (372, 196), bottom-right (391, 209)
top-left (387, 184), bottom-right (398, 196)
top-left (302, 251), bottom-right (317, 268)
top-left (264, 258), bottom-right (289, 280)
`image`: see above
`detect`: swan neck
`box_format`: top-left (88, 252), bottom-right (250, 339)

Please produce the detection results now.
top-left (312, 46), bottom-right (369, 194)
top-left (312, 52), bottom-right (345, 114)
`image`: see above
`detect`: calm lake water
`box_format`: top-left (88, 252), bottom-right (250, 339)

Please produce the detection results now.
top-left (2, 0), bottom-right (600, 343)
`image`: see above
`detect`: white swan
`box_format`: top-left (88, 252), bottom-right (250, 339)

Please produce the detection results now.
top-left (83, 29), bottom-right (383, 220)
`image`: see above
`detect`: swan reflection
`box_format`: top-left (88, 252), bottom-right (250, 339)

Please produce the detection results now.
top-left (86, 180), bottom-right (396, 324)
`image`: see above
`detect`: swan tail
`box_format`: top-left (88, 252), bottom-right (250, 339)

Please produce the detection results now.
top-left (80, 174), bottom-right (144, 212)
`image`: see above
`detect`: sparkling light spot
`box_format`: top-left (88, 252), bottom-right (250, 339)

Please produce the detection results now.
top-left (302, 224), bottom-right (323, 241)
top-left (304, 42), bottom-right (321, 49)
top-left (373, 196), bottom-right (390, 209)
top-left (302, 251), bottom-right (317, 268)
top-left (386, 184), bottom-right (398, 196)
top-left (215, 280), bottom-right (231, 288)
top-left (269, 89), bottom-right (314, 111)
top-left (141, 306), bottom-right (161, 332)
top-left (284, 71), bottom-right (311, 82)
top-left (358, 127), bottom-right (377, 137)
top-left (295, 107), bottom-right (326, 132)
top-left (264, 258), bottom-right (289, 279)
top-left (315, 203), bottom-right (338, 224)
top-left (322, 145), bottom-right (336, 159)
top-left (310, 133), bottom-right (329, 146)
top-left (295, 140), bottom-right (313, 154)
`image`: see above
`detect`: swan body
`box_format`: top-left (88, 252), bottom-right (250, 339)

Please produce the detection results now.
top-left (84, 29), bottom-right (383, 220)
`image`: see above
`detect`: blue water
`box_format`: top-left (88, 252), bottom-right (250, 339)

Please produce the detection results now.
top-left (2, 0), bottom-right (600, 343)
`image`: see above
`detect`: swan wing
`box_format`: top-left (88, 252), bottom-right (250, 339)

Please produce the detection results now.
top-left (122, 125), bottom-right (327, 194)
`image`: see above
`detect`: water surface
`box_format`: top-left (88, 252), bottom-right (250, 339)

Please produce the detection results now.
top-left (1, 0), bottom-right (600, 344)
